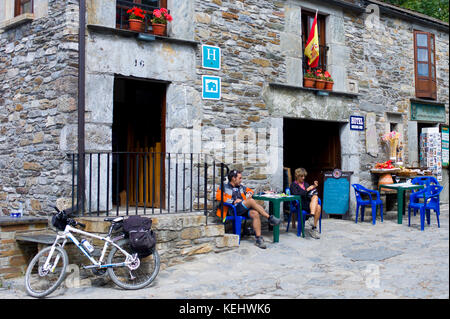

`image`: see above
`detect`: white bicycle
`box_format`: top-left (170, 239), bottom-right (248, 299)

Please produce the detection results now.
top-left (24, 206), bottom-right (160, 298)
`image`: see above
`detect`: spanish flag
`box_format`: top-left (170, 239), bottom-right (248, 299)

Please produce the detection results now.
top-left (304, 10), bottom-right (319, 68)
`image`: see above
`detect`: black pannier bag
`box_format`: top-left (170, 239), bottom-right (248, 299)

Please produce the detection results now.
top-left (122, 215), bottom-right (156, 258)
top-left (52, 212), bottom-right (68, 231)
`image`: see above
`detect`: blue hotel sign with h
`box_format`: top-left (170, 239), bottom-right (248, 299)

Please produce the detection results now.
top-left (202, 45), bottom-right (221, 70)
top-left (201, 44), bottom-right (221, 100)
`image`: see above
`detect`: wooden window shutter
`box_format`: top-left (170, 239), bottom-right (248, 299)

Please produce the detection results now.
top-left (414, 30), bottom-right (437, 99)
top-left (14, 0), bottom-right (33, 17)
top-left (14, 0), bottom-right (21, 16)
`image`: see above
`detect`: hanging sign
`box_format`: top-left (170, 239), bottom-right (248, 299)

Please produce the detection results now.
top-left (202, 45), bottom-right (221, 70)
top-left (202, 75), bottom-right (221, 100)
top-left (350, 115), bottom-right (365, 131)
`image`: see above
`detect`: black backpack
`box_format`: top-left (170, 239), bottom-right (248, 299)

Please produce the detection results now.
top-left (52, 212), bottom-right (68, 231)
top-left (122, 215), bottom-right (156, 258)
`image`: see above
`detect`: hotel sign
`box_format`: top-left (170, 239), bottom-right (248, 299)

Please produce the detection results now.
top-left (350, 115), bottom-right (365, 131)
top-left (202, 45), bottom-right (221, 70)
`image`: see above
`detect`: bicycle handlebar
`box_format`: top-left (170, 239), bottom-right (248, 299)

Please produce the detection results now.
top-left (51, 204), bottom-right (86, 229)
top-left (77, 221), bottom-right (87, 229)
top-left (51, 205), bottom-right (61, 213)
top-left (68, 218), bottom-right (86, 229)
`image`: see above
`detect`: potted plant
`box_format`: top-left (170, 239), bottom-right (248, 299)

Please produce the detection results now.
top-left (151, 8), bottom-right (173, 36)
top-left (314, 69), bottom-right (326, 90)
top-left (303, 69), bottom-right (316, 88)
top-left (324, 71), bottom-right (334, 91)
top-left (127, 7), bottom-right (146, 32)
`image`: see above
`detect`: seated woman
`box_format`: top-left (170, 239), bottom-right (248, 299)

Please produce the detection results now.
top-left (289, 168), bottom-right (321, 239)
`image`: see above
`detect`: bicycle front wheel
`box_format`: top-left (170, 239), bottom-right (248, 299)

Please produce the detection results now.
top-left (25, 245), bottom-right (68, 298)
top-left (107, 239), bottom-right (160, 290)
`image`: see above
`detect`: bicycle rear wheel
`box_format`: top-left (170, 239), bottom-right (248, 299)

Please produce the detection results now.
top-left (25, 245), bottom-right (68, 298)
top-left (107, 239), bottom-right (160, 290)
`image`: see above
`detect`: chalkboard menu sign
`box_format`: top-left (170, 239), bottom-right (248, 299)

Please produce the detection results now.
top-left (322, 169), bottom-right (353, 217)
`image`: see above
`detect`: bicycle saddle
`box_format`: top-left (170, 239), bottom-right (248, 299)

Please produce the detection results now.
top-left (104, 217), bottom-right (124, 223)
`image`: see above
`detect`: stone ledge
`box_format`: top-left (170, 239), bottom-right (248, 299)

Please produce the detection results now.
top-left (87, 24), bottom-right (200, 47)
top-left (0, 216), bottom-right (48, 227)
top-left (269, 82), bottom-right (360, 99)
top-left (410, 98), bottom-right (446, 106)
top-left (0, 13), bottom-right (34, 31)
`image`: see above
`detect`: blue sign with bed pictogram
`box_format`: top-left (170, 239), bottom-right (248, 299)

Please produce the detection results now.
top-left (202, 75), bottom-right (221, 100)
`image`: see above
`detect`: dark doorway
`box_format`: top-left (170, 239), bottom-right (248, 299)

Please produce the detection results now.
top-left (112, 76), bottom-right (166, 209)
top-left (283, 118), bottom-right (342, 200)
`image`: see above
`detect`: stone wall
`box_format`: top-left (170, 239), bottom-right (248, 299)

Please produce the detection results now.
top-left (194, 0), bottom-right (286, 191)
top-left (0, 0), bottom-right (80, 217)
top-left (0, 0), bottom-right (449, 220)
top-left (0, 213), bottom-right (238, 281)
top-left (343, 6), bottom-right (449, 196)
top-left (0, 217), bottom-right (48, 280)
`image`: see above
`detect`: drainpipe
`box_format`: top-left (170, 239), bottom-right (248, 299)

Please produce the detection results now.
top-left (77, 0), bottom-right (86, 212)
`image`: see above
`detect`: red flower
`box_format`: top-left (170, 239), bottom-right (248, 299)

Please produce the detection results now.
top-left (151, 8), bottom-right (173, 24)
top-left (127, 7), bottom-right (146, 21)
top-left (153, 9), bottom-right (162, 18)
top-left (164, 13), bottom-right (173, 21)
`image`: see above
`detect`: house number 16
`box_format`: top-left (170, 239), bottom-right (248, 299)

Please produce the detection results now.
top-left (135, 59), bottom-right (145, 67)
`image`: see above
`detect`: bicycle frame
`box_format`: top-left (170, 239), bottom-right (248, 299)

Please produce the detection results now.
top-left (43, 224), bottom-right (130, 273)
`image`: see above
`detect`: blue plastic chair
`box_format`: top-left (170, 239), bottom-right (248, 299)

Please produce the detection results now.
top-left (411, 176), bottom-right (440, 216)
top-left (411, 176), bottom-right (439, 187)
top-left (223, 202), bottom-right (250, 243)
top-left (351, 184), bottom-right (383, 225)
top-left (285, 188), bottom-right (322, 237)
top-left (408, 185), bottom-right (442, 231)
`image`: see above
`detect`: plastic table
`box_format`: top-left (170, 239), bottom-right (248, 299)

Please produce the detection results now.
top-left (378, 183), bottom-right (424, 224)
top-left (252, 194), bottom-right (301, 243)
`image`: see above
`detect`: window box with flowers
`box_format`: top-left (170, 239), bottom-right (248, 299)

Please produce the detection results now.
top-left (127, 6), bottom-right (146, 32)
top-left (324, 71), bottom-right (334, 91)
top-left (314, 69), bottom-right (326, 90)
top-left (303, 68), bottom-right (316, 88)
top-left (150, 8), bottom-right (173, 36)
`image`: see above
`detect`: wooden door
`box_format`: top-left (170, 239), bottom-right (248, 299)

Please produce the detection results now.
top-left (114, 77), bottom-right (166, 209)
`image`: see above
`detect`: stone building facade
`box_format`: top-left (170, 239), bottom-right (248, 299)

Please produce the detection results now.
top-left (1, 0), bottom-right (80, 216)
top-left (0, 0), bottom-right (449, 221)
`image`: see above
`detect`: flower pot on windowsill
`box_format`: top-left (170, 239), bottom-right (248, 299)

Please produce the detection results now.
top-left (315, 79), bottom-right (326, 90)
top-left (129, 19), bottom-right (145, 32)
top-left (151, 23), bottom-right (166, 36)
top-left (303, 77), bottom-right (316, 88)
top-left (325, 81), bottom-right (334, 91)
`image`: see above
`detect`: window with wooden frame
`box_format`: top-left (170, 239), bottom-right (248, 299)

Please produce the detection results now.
top-left (14, 0), bottom-right (33, 17)
top-left (301, 10), bottom-right (327, 73)
top-left (414, 30), bottom-right (437, 100)
top-left (116, 0), bottom-right (167, 30)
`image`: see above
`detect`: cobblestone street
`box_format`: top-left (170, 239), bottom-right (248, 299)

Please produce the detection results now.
top-left (1, 205), bottom-right (448, 299)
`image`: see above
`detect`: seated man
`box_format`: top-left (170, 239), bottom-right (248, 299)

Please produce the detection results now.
top-left (216, 169), bottom-right (281, 249)
top-left (289, 167), bottom-right (322, 239)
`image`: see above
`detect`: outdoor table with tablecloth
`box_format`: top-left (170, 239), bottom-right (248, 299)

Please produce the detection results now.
top-left (252, 194), bottom-right (301, 243)
top-left (378, 183), bottom-right (425, 224)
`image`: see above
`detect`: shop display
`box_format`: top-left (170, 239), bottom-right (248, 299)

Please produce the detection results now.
top-left (420, 127), bottom-right (442, 181)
